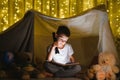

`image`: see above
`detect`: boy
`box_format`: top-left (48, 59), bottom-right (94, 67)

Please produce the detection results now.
top-left (44, 25), bottom-right (81, 77)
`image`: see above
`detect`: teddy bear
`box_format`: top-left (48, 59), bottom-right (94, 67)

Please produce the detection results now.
top-left (0, 51), bottom-right (17, 78)
top-left (15, 52), bottom-right (41, 80)
top-left (86, 52), bottom-right (119, 80)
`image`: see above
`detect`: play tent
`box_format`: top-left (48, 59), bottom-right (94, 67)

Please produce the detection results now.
top-left (0, 6), bottom-right (119, 67)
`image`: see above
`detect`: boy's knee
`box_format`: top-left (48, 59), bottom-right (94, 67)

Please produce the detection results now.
top-left (75, 65), bottom-right (81, 71)
top-left (43, 61), bottom-right (50, 68)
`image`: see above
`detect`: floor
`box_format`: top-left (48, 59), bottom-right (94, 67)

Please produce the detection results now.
top-left (31, 78), bottom-right (82, 80)
top-left (2, 78), bottom-right (82, 80)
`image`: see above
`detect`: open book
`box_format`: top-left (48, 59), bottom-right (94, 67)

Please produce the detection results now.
top-left (51, 61), bottom-right (80, 66)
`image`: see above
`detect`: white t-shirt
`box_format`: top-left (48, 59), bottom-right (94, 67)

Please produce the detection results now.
top-left (48, 43), bottom-right (74, 64)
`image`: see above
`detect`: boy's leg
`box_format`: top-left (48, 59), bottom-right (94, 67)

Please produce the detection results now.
top-left (55, 65), bottom-right (81, 77)
top-left (43, 61), bottom-right (63, 74)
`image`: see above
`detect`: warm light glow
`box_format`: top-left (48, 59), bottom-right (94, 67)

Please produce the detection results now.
top-left (0, 0), bottom-right (120, 43)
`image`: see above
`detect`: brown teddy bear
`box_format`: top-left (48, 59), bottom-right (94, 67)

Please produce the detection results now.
top-left (86, 52), bottom-right (119, 80)
top-left (15, 52), bottom-right (41, 80)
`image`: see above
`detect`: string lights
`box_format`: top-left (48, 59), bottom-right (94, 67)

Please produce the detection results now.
top-left (0, 0), bottom-right (120, 40)
top-left (50, 0), bottom-right (57, 17)
top-left (0, 0), bottom-right (8, 31)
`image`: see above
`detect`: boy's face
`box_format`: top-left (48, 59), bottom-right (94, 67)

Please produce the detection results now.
top-left (57, 34), bottom-right (69, 49)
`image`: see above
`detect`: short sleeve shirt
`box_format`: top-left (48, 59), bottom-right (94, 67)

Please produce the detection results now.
top-left (48, 43), bottom-right (74, 64)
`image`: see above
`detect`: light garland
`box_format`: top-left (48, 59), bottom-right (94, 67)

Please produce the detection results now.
top-left (0, 0), bottom-right (120, 40)
top-left (0, 0), bottom-right (8, 31)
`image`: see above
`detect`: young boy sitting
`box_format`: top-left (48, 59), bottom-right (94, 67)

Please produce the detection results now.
top-left (44, 25), bottom-right (81, 77)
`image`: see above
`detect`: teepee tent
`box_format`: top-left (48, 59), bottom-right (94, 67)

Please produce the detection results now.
top-left (0, 7), bottom-right (118, 67)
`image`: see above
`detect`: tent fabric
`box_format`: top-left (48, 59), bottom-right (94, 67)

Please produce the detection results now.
top-left (0, 12), bottom-right (34, 53)
top-left (0, 8), bottom-right (119, 67)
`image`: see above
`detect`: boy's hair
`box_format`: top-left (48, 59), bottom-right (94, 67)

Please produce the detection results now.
top-left (56, 25), bottom-right (70, 37)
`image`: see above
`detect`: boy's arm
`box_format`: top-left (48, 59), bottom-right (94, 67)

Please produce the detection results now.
top-left (70, 55), bottom-right (75, 63)
top-left (47, 45), bottom-right (56, 62)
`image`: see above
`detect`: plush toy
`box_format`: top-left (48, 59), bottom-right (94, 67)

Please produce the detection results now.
top-left (86, 52), bottom-right (119, 80)
top-left (0, 70), bottom-right (7, 79)
top-left (1, 51), bottom-right (17, 78)
top-left (15, 52), bottom-right (41, 80)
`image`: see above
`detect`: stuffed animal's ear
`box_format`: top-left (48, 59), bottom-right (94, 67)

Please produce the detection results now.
top-left (98, 52), bottom-right (105, 64)
top-left (99, 52), bottom-right (103, 57)
top-left (15, 52), bottom-right (32, 64)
